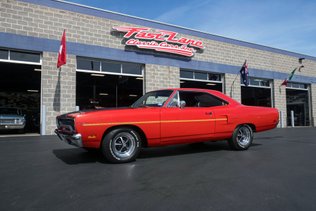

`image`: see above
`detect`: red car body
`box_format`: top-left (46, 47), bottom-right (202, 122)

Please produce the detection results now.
top-left (56, 88), bottom-right (279, 163)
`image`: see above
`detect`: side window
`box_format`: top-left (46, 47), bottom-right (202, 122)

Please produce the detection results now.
top-left (179, 91), bottom-right (198, 107)
top-left (179, 91), bottom-right (226, 107)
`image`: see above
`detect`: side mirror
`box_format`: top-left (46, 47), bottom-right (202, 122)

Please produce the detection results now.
top-left (180, 100), bottom-right (186, 109)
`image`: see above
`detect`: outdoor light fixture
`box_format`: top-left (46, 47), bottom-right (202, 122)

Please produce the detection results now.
top-left (206, 83), bottom-right (216, 86)
top-left (129, 94), bottom-right (138, 97)
top-left (34, 68), bottom-right (42, 72)
top-left (136, 77), bottom-right (143, 80)
top-left (99, 93), bottom-right (108, 96)
top-left (27, 89), bottom-right (39, 92)
top-left (91, 73), bottom-right (104, 77)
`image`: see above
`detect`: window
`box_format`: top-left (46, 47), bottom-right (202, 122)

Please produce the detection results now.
top-left (286, 82), bottom-right (308, 89)
top-left (180, 70), bottom-right (194, 79)
top-left (168, 91), bottom-right (226, 108)
top-left (123, 63), bottom-right (142, 75)
top-left (180, 69), bottom-right (222, 82)
top-left (0, 49), bottom-right (8, 60)
top-left (242, 77), bottom-right (271, 87)
top-left (77, 57), bottom-right (143, 76)
top-left (194, 72), bottom-right (208, 80)
top-left (10, 51), bottom-right (41, 63)
top-left (209, 73), bottom-right (221, 81)
top-left (101, 61), bottom-right (121, 73)
top-left (0, 49), bottom-right (41, 64)
top-left (132, 90), bottom-right (173, 108)
top-left (77, 59), bottom-right (100, 71)
top-left (180, 70), bottom-right (223, 92)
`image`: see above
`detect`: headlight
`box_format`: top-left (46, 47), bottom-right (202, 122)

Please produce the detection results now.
top-left (16, 118), bottom-right (25, 124)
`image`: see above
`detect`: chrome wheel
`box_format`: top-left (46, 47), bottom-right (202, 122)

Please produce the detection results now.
top-left (228, 124), bottom-right (253, 150)
top-left (111, 132), bottom-right (136, 159)
top-left (236, 126), bottom-right (252, 147)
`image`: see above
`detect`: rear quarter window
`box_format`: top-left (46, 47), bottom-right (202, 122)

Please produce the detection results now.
top-left (179, 91), bottom-right (227, 107)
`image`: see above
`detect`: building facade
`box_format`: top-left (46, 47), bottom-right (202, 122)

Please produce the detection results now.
top-left (0, 0), bottom-right (316, 135)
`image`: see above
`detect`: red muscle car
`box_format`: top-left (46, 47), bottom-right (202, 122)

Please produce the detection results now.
top-left (55, 88), bottom-right (279, 163)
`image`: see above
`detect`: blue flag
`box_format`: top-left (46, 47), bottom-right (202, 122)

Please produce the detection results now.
top-left (240, 60), bottom-right (249, 86)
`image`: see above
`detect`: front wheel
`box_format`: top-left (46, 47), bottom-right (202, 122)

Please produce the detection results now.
top-left (101, 127), bottom-right (141, 163)
top-left (228, 125), bottom-right (253, 150)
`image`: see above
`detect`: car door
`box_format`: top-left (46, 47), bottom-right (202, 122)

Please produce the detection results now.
top-left (160, 91), bottom-right (216, 143)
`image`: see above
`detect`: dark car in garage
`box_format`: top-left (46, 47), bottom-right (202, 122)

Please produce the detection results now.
top-left (0, 107), bottom-right (26, 132)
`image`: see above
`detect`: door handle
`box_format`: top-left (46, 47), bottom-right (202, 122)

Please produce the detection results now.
top-left (205, 112), bottom-right (213, 116)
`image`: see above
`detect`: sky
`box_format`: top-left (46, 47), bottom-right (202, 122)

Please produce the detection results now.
top-left (64, 0), bottom-right (316, 57)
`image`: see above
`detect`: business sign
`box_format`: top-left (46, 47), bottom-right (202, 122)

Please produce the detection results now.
top-left (112, 26), bottom-right (204, 57)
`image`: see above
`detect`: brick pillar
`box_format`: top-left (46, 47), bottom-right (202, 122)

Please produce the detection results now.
top-left (41, 52), bottom-right (76, 135)
top-left (225, 73), bottom-right (241, 103)
top-left (144, 64), bottom-right (180, 92)
top-left (273, 79), bottom-right (287, 128)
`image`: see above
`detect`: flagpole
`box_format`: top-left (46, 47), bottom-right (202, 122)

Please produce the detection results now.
top-left (230, 72), bottom-right (240, 98)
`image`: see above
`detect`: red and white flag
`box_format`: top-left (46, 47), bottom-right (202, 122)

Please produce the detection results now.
top-left (57, 29), bottom-right (66, 68)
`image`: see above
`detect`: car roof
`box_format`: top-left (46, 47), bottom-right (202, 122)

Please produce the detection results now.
top-left (159, 88), bottom-right (240, 105)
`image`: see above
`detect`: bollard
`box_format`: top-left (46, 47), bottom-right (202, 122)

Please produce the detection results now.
top-left (41, 105), bottom-right (46, 135)
top-left (291, 110), bottom-right (295, 127)
top-left (279, 111), bottom-right (283, 128)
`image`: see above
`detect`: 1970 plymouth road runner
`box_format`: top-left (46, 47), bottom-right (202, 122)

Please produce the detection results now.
top-left (55, 88), bottom-right (279, 163)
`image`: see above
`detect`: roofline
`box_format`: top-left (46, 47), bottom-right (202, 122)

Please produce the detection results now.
top-left (17, 0), bottom-right (316, 61)
top-left (158, 88), bottom-right (240, 105)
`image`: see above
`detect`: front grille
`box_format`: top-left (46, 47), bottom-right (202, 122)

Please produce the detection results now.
top-left (57, 118), bottom-right (75, 134)
top-left (0, 119), bottom-right (21, 125)
top-left (0, 119), bottom-right (15, 124)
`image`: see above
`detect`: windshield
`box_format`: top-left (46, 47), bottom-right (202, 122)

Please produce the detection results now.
top-left (131, 90), bottom-right (173, 108)
top-left (0, 108), bottom-right (20, 115)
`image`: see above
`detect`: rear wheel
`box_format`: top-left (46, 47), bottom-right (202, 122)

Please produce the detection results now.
top-left (101, 127), bottom-right (141, 163)
top-left (228, 124), bottom-right (253, 150)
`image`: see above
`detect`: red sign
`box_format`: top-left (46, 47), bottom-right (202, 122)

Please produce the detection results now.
top-left (113, 26), bottom-right (204, 57)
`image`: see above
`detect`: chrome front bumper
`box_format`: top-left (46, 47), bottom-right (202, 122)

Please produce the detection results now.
top-left (55, 129), bottom-right (83, 147)
top-left (0, 124), bottom-right (25, 130)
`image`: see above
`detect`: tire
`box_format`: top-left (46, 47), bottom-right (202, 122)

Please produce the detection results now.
top-left (101, 127), bottom-right (141, 163)
top-left (228, 124), bottom-right (253, 150)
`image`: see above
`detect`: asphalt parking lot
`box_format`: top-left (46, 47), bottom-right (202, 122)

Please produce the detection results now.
top-left (0, 128), bottom-right (316, 211)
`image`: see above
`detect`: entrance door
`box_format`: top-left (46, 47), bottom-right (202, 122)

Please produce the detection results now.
top-left (286, 86), bottom-right (310, 126)
top-left (161, 107), bottom-right (215, 143)
top-left (160, 91), bottom-right (219, 143)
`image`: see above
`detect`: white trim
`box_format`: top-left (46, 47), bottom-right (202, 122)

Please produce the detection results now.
top-left (286, 82), bottom-right (309, 90)
top-left (0, 48), bottom-right (42, 65)
top-left (76, 69), bottom-right (143, 77)
top-left (0, 59), bottom-right (41, 66)
top-left (285, 86), bottom-right (308, 91)
top-left (240, 84), bottom-right (271, 89)
top-left (180, 78), bottom-right (222, 83)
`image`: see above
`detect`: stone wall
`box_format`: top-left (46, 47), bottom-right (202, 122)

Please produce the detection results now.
top-left (41, 52), bottom-right (76, 134)
top-left (273, 80), bottom-right (287, 128)
top-left (144, 64), bottom-right (179, 92)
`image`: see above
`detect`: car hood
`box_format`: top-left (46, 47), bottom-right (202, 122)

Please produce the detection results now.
top-left (61, 107), bottom-right (135, 118)
top-left (0, 114), bottom-right (25, 119)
